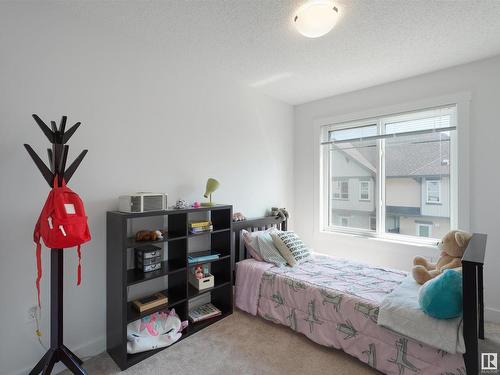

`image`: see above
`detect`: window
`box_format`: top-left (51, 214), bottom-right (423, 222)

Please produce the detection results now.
top-left (322, 105), bottom-right (456, 241)
top-left (369, 216), bottom-right (376, 231)
top-left (359, 181), bottom-right (370, 201)
top-left (417, 223), bottom-right (432, 238)
top-left (426, 180), bottom-right (441, 204)
top-left (340, 216), bottom-right (350, 227)
top-left (333, 179), bottom-right (349, 200)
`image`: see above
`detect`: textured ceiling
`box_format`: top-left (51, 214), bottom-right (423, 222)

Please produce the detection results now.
top-left (10, 0), bottom-right (500, 105)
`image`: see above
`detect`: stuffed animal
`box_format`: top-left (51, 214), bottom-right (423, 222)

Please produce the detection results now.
top-left (233, 212), bottom-right (246, 222)
top-left (193, 266), bottom-right (204, 280)
top-left (271, 207), bottom-right (289, 221)
top-left (412, 230), bottom-right (472, 285)
top-left (174, 199), bottom-right (189, 209)
top-left (135, 230), bottom-right (165, 242)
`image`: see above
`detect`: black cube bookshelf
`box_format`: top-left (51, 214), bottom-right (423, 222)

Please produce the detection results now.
top-left (106, 205), bottom-right (233, 370)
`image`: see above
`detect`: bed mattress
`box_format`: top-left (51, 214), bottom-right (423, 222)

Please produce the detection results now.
top-left (235, 255), bottom-right (465, 375)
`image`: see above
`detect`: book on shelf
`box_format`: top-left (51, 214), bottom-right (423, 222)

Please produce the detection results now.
top-left (188, 303), bottom-right (221, 323)
top-left (189, 225), bottom-right (213, 234)
top-left (189, 220), bottom-right (211, 228)
top-left (188, 252), bottom-right (220, 264)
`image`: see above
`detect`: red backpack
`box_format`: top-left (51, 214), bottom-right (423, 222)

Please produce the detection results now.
top-left (34, 177), bottom-right (91, 306)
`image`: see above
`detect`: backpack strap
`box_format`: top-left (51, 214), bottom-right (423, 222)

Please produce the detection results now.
top-left (34, 214), bottom-right (42, 308)
top-left (77, 244), bottom-right (82, 286)
top-left (35, 241), bottom-right (42, 308)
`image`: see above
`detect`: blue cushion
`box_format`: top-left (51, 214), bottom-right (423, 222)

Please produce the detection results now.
top-left (418, 269), bottom-right (462, 319)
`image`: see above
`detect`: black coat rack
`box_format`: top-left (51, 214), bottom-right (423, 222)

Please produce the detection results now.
top-left (25, 114), bottom-right (88, 375)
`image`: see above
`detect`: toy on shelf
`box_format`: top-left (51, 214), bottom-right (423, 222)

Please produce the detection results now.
top-left (174, 199), bottom-right (189, 209)
top-left (135, 230), bottom-right (165, 242)
top-left (193, 265), bottom-right (204, 279)
top-left (233, 212), bottom-right (246, 222)
top-left (192, 201), bottom-right (201, 208)
top-left (127, 309), bottom-right (188, 354)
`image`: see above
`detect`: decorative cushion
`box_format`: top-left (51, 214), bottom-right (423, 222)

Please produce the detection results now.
top-left (418, 269), bottom-right (463, 319)
top-left (256, 229), bottom-right (287, 267)
top-left (241, 229), bottom-right (263, 261)
top-left (270, 231), bottom-right (312, 266)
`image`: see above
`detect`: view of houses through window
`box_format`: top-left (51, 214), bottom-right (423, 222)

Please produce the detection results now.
top-left (324, 106), bottom-right (455, 240)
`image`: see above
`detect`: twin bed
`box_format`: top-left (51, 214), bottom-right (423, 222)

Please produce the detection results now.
top-left (232, 216), bottom-right (487, 375)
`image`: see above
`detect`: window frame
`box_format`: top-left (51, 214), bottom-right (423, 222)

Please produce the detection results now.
top-left (416, 223), bottom-right (433, 238)
top-left (359, 180), bottom-right (371, 201)
top-left (332, 179), bottom-right (349, 200)
top-left (426, 180), bottom-right (442, 204)
top-left (316, 94), bottom-right (470, 245)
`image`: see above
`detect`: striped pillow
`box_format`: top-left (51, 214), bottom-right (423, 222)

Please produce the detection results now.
top-left (270, 231), bottom-right (312, 267)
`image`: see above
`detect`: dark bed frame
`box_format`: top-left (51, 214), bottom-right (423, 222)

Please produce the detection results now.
top-left (232, 216), bottom-right (487, 375)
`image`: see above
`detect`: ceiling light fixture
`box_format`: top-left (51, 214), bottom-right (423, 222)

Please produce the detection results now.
top-left (293, 1), bottom-right (339, 38)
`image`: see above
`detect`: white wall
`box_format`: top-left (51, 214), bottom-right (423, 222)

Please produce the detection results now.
top-left (294, 55), bottom-right (500, 323)
top-left (0, 3), bottom-right (294, 375)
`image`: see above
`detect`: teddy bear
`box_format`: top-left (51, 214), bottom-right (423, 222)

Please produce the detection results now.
top-left (270, 207), bottom-right (289, 221)
top-left (412, 230), bottom-right (472, 285)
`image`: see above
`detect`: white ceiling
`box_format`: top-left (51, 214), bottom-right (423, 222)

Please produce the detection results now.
top-left (15, 1), bottom-right (500, 105)
top-left (209, 0), bottom-right (500, 105)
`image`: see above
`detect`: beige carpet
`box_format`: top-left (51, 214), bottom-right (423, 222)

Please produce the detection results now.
top-left (65, 309), bottom-right (377, 375)
top-left (63, 310), bottom-right (500, 375)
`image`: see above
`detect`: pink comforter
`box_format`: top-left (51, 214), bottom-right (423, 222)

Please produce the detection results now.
top-left (235, 255), bottom-right (465, 375)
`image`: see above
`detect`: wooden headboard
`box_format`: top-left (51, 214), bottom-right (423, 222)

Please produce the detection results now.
top-left (232, 216), bottom-right (287, 267)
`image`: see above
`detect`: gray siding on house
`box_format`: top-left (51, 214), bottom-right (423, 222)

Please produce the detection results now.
top-left (330, 149), bottom-right (376, 214)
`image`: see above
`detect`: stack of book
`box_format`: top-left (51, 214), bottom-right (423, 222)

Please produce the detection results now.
top-left (188, 303), bottom-right (222, 323)
top-left (189, 220), bottom-right (213, 234)
top-left (188, 251), bottom-right (220, 264)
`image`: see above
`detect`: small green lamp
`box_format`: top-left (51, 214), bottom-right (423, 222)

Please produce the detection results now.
top-left (202, 178), bottom-right (220, 207)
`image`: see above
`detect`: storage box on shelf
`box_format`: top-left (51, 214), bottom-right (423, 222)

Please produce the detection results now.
top-left (106, 204), bottom-right (233, 370)
top-left (189, 271), bottom-right (215, 290)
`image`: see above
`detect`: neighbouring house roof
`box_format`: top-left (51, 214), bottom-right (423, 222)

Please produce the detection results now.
top-left (337, 132), bottom-right (450, 178)
top-left (385, 133), bottom-right (450, 178)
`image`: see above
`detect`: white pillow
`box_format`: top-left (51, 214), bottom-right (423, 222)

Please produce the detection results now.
top-left (270, 231), bottom-right (312, 267)
top-left (241, 230), bottom-right (263, 261)
top-left (256, 229), bottom-right (287, 267)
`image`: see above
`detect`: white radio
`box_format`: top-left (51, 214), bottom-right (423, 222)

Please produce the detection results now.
top-left (118, 193), bottom-right (167, 213)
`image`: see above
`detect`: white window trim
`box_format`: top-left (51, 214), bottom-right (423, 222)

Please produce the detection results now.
top-left (313, 92), bottom-right (470, 246)
top-left (426, 180), bottom-right (442, 204)
top-left (417, 223), bottom-right (433, 238)
top-left (359, 180), bottom-right (371, 201)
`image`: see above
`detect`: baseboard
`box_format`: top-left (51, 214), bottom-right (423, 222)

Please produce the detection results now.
top-left (11, 335), bottom-right (105, 375)
top-left (485, 307), bottom-right (500, 324)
